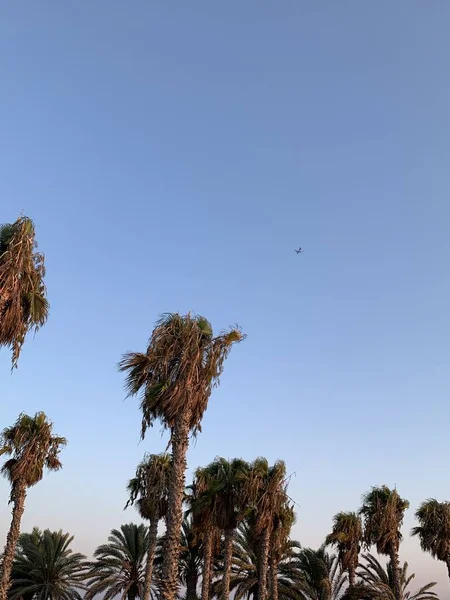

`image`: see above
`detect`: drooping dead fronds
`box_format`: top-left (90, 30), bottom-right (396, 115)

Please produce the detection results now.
top-left (326, 512), bottom-right (362, 576)
top-left (126, 453), bottom-right (171, 521)
top-left (119, 313), bottom-right (245, 438)
top-left (0, 216), bottom-right (49, 367)
top-left (0, 412), bottom-right (66, 498)
top-left (412, 498), bottom-right (450, 563)
top-left (247, 458), bottom-right (287, 534)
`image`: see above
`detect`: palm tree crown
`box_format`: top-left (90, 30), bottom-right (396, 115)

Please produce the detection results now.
top-left (326, 512), bottom-right (362, 588)
top-left (0, 215), bottom-right (49, 367)
top-left (411, 498), bottom-right (450, 576)
top-left (85, 524), bottom-right (148, 600)
top-left (9, 528), bottom-right (87, 600)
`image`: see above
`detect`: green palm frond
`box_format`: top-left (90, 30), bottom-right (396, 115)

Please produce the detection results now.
top-left (126, 453), bottom-right (171, 522)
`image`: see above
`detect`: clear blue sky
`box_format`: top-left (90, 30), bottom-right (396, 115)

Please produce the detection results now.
top-left (1, 1), bottom-right (449, 593)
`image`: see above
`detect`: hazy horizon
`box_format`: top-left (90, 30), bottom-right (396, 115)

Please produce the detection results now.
top-left (1, 1), bottom-right (450, 595)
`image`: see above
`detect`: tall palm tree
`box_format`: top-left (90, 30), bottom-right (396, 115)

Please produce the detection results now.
top-left (248, 458), bottom-right (287, 600)
top-left (326, 512), bottom-right (362, 589)
top-left (85, 524), bottom-right (148, 600)
top-left (187, 466), bottom-right (219, 600)
top-left (357, 552), bottom-right (438, 600)
top-left (359, 486), bottom-right (409, 600)
top-left (411, 498), bottom-right (450, 584)
top-left (0, 215), bottom-right (49, 367)
top-left (212, 518), bottom-right (303, 600)
top-left (0, 412), bottom-right (66, 600)
top-left (126, 453), bottom-right (171, 600)
top-left (9, 527), bottom-right (88, 600)
top-left (295, 547), bottom-right (347, 600)
top-left (270, 502), bottom-right (296, 600)
top-left (119, 313), bottom-right (244, 600)
top-left (198, 457), bottom-right (250, 600)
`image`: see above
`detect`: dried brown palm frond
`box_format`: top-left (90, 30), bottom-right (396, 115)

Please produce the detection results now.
top-left (0, 216), bottom-right (49, 367)
top-left (119, 313), bottom-right (245, 437)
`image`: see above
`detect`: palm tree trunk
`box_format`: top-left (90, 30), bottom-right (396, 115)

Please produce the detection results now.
top-left (201, 531), bottom-right (213, 600)
top-left (269, 555), bottom-right (278, 600)
top-left (160, 411), bottom-right (190, 600)
top-left (221, 529), bottom-right (234, 600)
top-left (258, 527), bottom-right (271, 600)
top-left (0, 482), bottom-right (27, 600)
top-left (348, 565), bottom-right (355, 589)
top-left (143, 517), bottom-right (158, 600)
top-left (186, 570), bottom-right (198, 600)
top-left (389, 548), bottom-right (401, 600)
top-left (446, 556), bottom-right (450, 585)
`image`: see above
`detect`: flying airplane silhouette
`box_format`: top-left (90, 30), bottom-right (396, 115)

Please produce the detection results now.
top-left (294, 247), bottom-right (303, 254)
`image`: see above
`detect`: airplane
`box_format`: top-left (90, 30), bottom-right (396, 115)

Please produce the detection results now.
top-left (294, 247), bottom-right (303, 254)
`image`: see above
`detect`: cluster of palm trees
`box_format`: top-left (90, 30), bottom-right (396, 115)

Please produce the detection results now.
top-left (0, 214), bottom-right (449, 600)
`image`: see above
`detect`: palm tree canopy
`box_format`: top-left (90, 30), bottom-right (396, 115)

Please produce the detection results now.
top-left (411, 498), bottom-right (450, 562)
top-left (119, 313), bottom-right (244, 437)
top-left (9, 527), bottom-right (87, 600)
top-left (197, 457), bottom-right (250, 532)
top-left (247, 458), bottom-right (287, 534)
top-left (85, 524), bottom-right (148, 600)
top-left (126, 453), bottom-right (171, 522)
top-left (357, 553), bottom-right (438, 600)
top-left (0, 215), bottom-right (49, 367)
top-left (326, 512), bottom-right (362, 572)
top-left (296, 546), bottom-right (347, 600)
top-left (0, 412), bottom-right (66, 496)
top-left (359, 487), bottom-right (409, 555)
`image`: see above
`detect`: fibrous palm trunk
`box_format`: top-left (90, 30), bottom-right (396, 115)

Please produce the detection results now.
top-left (201, 531), bottom-right (213, 600)
top-left (0, 482), bottom-right (27, 600)
top-left (348, 565), bottom-right (355, 589)
top-left (389, 547), bottom-right (401, 600)
top-left (269, 555), bottom-right (278, 600)
top-left (186, 571), bottom-right (198, 600)
top-left (220, 529), bottom-right (234, 600)
top-left (143, 517), bottom-right (158, 600)
top-left (258, 528), bottom-right (271, 600)
top-left (160, 411), bottom-right (190, 600)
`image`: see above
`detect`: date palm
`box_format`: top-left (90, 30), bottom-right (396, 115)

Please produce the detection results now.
top-left (411, 498), bottom-right (450, 584)
top-left (326, 512), bottom-right (362, 589)
top-left (0, 412), bottom-right (66, 600)
top-left (119, 313), bottom-right (244, 600)
top-left (9, 527), bottom-right (87, 600)
top-left (86, 524), bottom-right (148, 600)
top-left (359, 486), bottom-right (409, 600)
top-left (296, 546), bottom-right (347, 600)
top-left (126, 453), bottom-right (171, 600)
top-left (357, 552), bottom-right (438, 600)
top-left (248, 458), bottom-right (287, 600)
top-left (0, 215), bottom-right (49, 367)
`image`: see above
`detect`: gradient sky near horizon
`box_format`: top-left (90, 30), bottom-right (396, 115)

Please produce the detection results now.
top-left (1, 1), bottom-right (450, 594)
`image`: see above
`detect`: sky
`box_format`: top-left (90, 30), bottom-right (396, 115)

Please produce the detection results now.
top-left (1, 1), bottom-right (450, 594)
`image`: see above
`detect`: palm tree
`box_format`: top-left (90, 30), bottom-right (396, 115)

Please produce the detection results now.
top-left (0, 215), bottom-right (49, 367)
top-left (212, 518), bottom-right (303, 600)
top-left (248, 458), bottom-right (287, 600)
top-left (126, 453), bottom-right (171, 600)
top-left (119, 313), bottom-right (244, 600)
top-left (326, 512), bottom-right (362, 589)
top-left (270, 502), bottom-right (296, 600)
top-left (9, 527), bottom-right (87, 600)
top-left (85, 524), bottom-right (148, 600)
top-left (295, 547), bottom-right (347, 600)
top-left (359, 486), bottom-right (409, 600)
top-left (357, 552), bottom-right (438, 600)
top-left (0, 412), bottom-right (66, 600)
top-left (411, 498), bottom-right (450, 584)
top-left (198, 457), bottom-right (250, 600)
top-left (187, 466), bottom-right (219, 600)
